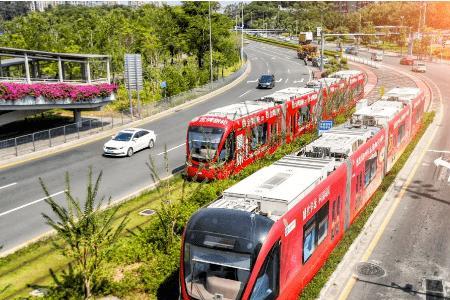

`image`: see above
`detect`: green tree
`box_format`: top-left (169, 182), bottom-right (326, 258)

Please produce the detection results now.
top-left (40, 169), bottom-right (128, 299)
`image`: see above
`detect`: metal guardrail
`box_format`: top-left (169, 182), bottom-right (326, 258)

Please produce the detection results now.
top-left (0, 56), bottom-right (248, 160)
top-left (343, 54), bottom-right (380, 69)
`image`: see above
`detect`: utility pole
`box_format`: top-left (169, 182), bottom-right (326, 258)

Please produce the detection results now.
top-left (209, 1), bottom-right (213, 86)
top-left (400, 16), bottom-right (404, 56)
top-left (241, 2), bottom-right (244, 64)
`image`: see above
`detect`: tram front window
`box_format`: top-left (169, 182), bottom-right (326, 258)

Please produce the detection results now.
top-left (188, 126), bottom-right (224, 162)
top-left (184, 243), bottom-right (251, 300)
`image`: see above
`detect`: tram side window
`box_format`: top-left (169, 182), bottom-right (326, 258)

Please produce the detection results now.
top-left (270, 122), bottom-right (279, 143)
top-left (249, 241), bottom-right (280, 300)
top-left (219, 132), bottom-right (235, 162)
top-left (303, 202), bottom-right (329, 263)
top-left (298, 105), bottom-right (311, 126)
top-left (251, 123), bottom-right (268, 150)
top-left (397, 123), bottom-right (405, 146)
top-left (364, 153), bottom-right (378, 187)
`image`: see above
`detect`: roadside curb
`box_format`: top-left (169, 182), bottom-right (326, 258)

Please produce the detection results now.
top-left (0, 61), bottom-right (252, 171)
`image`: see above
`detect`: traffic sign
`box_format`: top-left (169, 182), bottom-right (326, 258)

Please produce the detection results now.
top-left (124, 54), bottom-right (143, 91)
top-left (318, 120), bottom-right (333, 136)
top-left (160, 81), bottom-right (167, 89)
top-left (316, 27), bottom-right (322, 37)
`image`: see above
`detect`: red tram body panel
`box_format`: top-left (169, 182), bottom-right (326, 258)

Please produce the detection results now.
top-left (186, 70), bottom-right (366, 180)
top-left (180, 86), bottom-right (424, 300)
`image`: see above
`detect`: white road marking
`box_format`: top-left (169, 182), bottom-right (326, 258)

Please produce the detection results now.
top-left (239, 90), bottom-right (253, 98)
top-left (301, 78), bottom-right (305, 82)
top-left (275, 78), bottom-right (283, 83)
top-left (428, 149), bottom-right (450, 154)
top-left (285, 78), bottom-right (289, 84)
top-left (157, 143), bottom-right (186, 156)
top-left (0, 190), bottom-right (66, 217)
top-left (287, 69), bottom-right (290, 74)
top-left (293, 78), bottom-right (304, 84)
top-left (0, 182), bottom-right (17, 190)
top-left (246, 79), bottom-right (258, 83)
top-left (271, 57), bottom-right (276, 60)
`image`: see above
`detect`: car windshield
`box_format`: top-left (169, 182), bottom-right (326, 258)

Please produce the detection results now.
top-left (184, 243), bottom-right (251, 300)
top-left (259, 75), bottom-right (272, 82)
top-left (113, 132), bottom-right (133, 141)
top-left (188, 126), bottom-right (224, 162)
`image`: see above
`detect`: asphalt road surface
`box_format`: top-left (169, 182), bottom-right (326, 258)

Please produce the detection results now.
top-left (343, 50), bottom-right (450, 299)
top-left (0, 41), bottom-right (313, 254)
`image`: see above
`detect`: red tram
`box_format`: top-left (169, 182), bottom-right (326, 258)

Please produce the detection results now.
top-left (186, 70), bottom-right (365, 180)
top-left (180, 87), bottom-right (424, 300)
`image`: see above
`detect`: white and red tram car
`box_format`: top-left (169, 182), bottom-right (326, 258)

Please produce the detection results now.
top-left (185, 70), bottom-right (366, 180)
top-left (180, 87), bottom-right (425, 300)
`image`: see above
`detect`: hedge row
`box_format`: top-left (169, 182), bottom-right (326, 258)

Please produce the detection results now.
top-left (244, 34), bottom-right (339, 57)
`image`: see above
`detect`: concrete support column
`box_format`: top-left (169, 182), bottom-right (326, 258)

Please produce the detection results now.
top-left (73, 110), bottom-right (82, 128)
top-left (57, 57), bottom-right (64, 82)
top-left (85, 61), bottom-right (91, 83)
top-left (106, 58), bottom-right (111, 83)
top-left (24, 53), bottom-right (31, 83)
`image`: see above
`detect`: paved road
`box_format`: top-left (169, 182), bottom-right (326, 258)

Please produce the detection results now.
top-left (339, 50), bottom-right (450, 299)
top-left (0, 41), bottom-right (313, 254)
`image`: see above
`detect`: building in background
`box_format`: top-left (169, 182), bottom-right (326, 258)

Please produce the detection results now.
top-left (333, 1), bottom-right (371, 14)
top-left (28, 1), bottom-right (151, 12)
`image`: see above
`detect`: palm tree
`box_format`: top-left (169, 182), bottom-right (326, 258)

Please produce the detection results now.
top-left (40, 168), bottom-right (128, 299)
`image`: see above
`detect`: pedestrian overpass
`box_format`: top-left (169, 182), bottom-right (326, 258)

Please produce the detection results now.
top-left (0, 47), bottom-right (116, 126)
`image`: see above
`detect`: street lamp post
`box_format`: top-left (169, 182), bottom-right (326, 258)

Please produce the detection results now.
top-left (241, 2), bottom-right (244, 64)
top-left (209, 1), bottom-right (213, 86)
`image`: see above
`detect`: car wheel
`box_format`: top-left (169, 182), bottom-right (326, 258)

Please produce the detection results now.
top-left (148, 139), bottom-right (154, 149)
top-left (127, 147), bottom-right (134, 157)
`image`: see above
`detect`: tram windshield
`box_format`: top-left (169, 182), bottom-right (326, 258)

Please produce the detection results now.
top-left (188, 126), bottom-right (224, 162)
top-left (184, 243), bottom-right (251, 300)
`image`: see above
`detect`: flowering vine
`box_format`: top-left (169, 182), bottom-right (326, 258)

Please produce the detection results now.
top-left (0, 82), bottom-right (118, 102)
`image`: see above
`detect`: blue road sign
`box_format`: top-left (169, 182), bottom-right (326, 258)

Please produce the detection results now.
top-left (160, 81), bottom-right (167, 89)
top-left (318, 120), bottom-right (333, 136)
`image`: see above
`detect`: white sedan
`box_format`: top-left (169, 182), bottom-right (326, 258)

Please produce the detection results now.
top-left (103, 128), bottom-right (156, 157)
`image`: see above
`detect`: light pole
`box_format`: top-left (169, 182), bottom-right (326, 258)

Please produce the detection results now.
top-left (209, 1), bottom-right (213, 86)
top-left (241, 2), bottom-right (244, 64)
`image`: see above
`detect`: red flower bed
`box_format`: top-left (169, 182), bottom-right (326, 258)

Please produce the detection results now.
top-left (0, 82), bottom-right (118, 102)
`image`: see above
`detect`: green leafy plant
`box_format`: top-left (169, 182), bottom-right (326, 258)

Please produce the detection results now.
top-left (39, 169), bottom-right (128, 299)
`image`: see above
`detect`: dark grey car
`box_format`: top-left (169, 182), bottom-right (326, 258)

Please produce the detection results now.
top-left (257, 74), bottom-right (275, 89)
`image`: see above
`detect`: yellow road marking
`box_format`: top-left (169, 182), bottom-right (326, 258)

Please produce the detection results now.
top-left (338, 74), bottom-right (443, 300)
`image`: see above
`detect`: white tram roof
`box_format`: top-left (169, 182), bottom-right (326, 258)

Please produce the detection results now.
top-left (382, 87), bottom-right (421, 104)
top-left (306, 78), bottom-right (340, 89)
top-left (304, 124), bottom-right (381, 158)
top-left (260, 87), bottom-right (314, 103)
top-left (329, 70), bottom-right (362, 79)
top-left (210, 155), bottom-right (337, 219)
top-left (353, 100), bottom-right (404, 120)
top-left (206, 100), bottom-right (275, 120)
